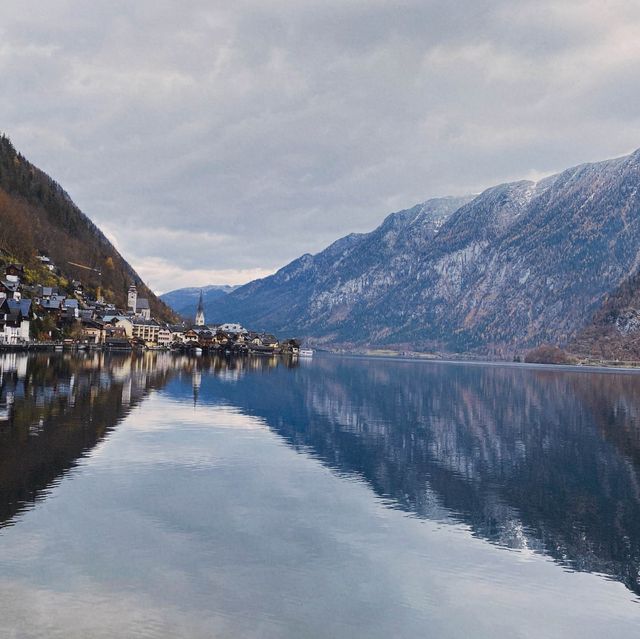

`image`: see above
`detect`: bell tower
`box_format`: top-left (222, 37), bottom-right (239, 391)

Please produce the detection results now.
top-left (127, 283), bottom-right (138, 313)
top-left (195, 290), bottom-right (205, 326)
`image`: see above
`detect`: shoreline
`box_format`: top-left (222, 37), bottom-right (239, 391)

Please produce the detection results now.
top-left (5, 342), bottom-right (640, 374)
top-left (322, 349), bottom-right (640, 374)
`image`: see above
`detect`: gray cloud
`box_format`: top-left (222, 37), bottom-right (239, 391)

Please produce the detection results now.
top-left (2, 1), bottom-right (640, 291)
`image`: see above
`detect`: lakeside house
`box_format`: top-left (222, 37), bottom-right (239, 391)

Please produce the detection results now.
top-left (0, 298), bottom-right (31, 345)
top-left (218, 323), bottom-right (245, 334)
top-left (0, 259), bottom-right (299, 353)
top-left (131, 318), bottom-right (161, 346)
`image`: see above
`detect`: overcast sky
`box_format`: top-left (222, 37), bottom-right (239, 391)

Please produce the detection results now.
top-left (2, 1), bottom-right (640, 293)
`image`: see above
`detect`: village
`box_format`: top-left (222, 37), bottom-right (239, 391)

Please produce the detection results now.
top-left (0, 259), bottom-right (302, 355)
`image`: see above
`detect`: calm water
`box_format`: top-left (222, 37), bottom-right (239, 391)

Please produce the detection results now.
top-left (0, 352), bottom-right (639, 638)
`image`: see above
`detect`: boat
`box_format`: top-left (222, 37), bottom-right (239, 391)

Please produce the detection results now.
top-left (299, 348), bottom-right (314, 357)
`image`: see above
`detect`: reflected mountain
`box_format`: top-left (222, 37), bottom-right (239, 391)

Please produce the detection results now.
top-left (3, 352), bottom-right (640, 598)
top-left (191, 356), bottom-right (640, 596)
top-left (0, 351), bottom-right (294, 531)
top-left (0, 351), bottom-right (176, 528)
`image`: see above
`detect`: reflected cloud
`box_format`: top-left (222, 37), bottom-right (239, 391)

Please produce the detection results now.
top-left (1, 352), bottom-right (640, 637)
top-left (187, 356), bottom-right (640, 596)
top-left (3, 352), bottom-right (640, 603)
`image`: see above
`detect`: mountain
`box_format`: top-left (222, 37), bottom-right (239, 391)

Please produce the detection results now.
top-left (0, 135), bottom-right (176, 321)
top-left (570, 270), bottom-right (640, 360)
top-left (210, 196), bottom-right (472, 334)
top-left (211, 149), bottom-right (640, 357)
top-left (160, 284), bottom-right (237, 318)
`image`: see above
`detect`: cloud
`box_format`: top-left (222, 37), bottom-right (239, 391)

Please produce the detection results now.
top-left (2, 1), bottom-right (640, 289)
top-left (132, 255), bottom-right (274, 294)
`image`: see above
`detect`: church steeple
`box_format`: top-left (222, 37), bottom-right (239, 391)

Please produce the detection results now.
top-left (127, 283), bottom-right (137, 313)
top-left (195, 290), bottom-right (205, 326)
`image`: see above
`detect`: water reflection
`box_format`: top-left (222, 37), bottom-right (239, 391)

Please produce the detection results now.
top-left (0, 351), bottom-right (176, 528)
top-left (187, 356), bottom-right (640, 596)
top-left (2, 351), bottom-right (640, 601)
top-left (0, 351), bottom-right (293, 530)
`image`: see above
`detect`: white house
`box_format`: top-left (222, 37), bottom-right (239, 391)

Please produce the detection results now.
top-left (0, 299), bottom-right (31, 344)
top-left (219, 323), bottom-right (246, 334)
top-left (157, 327), bottom-right (172, 347)
top-left (131, 318), bottom-right (160, 345)
top-left (167, 325), bottom-right (185, 343)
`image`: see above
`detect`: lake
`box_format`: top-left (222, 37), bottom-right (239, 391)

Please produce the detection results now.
top-left (0, 351), bottom-right (639, 637)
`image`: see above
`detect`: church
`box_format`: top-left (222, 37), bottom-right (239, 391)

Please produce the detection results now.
top-left (195, 290), bottom-right (205, 326)
top-left (127, 283), bottom-right (151, 320)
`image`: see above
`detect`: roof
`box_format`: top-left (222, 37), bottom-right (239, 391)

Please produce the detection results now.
top-left (40, 298), bottom-right (64, 310)
top-left (1, 299), bottom-right (30, 319)
top-left (132, 318), bottom-right (159, 326)
top-left (136, 298), bottom-right (150, 310)
top-left (64, 299), bottom-right (79, 308)
top-left (0, 280), bottom-right (20, 291)
top-left (82, 319), bottom-right (104, 328)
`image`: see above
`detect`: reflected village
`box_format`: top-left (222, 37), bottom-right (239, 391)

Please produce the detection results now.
top-left (2, 348), bottom-right (640, 601)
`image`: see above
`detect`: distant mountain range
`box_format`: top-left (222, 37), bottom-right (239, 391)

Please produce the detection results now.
top-left (207, 148), bottom-right (640, 358)
top-left (160, 285), bottom-right (237, 319)
top-left (14, 125), bottom-right (640, 360)
top-left (0, 135), bottom-right (176, 321)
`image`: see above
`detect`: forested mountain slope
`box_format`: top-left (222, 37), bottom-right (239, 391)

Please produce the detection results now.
top-left (0, 135), bottom-right (175, 321)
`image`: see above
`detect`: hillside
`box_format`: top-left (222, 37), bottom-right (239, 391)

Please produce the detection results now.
top-left (0, 135), bottom-right (176, 321)
top-left (570, 271), bottom-right (640, 360)
top-left (211, 149), bottom-right (640, 357)
top-left (160, 285), bottom-right (237, 319)
top-left (210, 196), bottom-right (472, 334)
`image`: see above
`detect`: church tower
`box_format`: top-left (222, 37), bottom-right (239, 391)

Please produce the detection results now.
top-left (127, 283), bottom-right (137, 313)
top-left (195, 290), bottom-right (205, 326)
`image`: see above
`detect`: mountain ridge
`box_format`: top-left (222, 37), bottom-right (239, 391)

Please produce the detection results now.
top-left (210, 148), bottom-right (640, 357)
top-left (160, 284), bottom-right (238, 319)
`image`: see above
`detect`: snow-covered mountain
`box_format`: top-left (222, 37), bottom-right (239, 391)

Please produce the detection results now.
top-left (161, 285), bottom-right (237, 319)
top-left (211, 149), bottom-right (640, 357)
